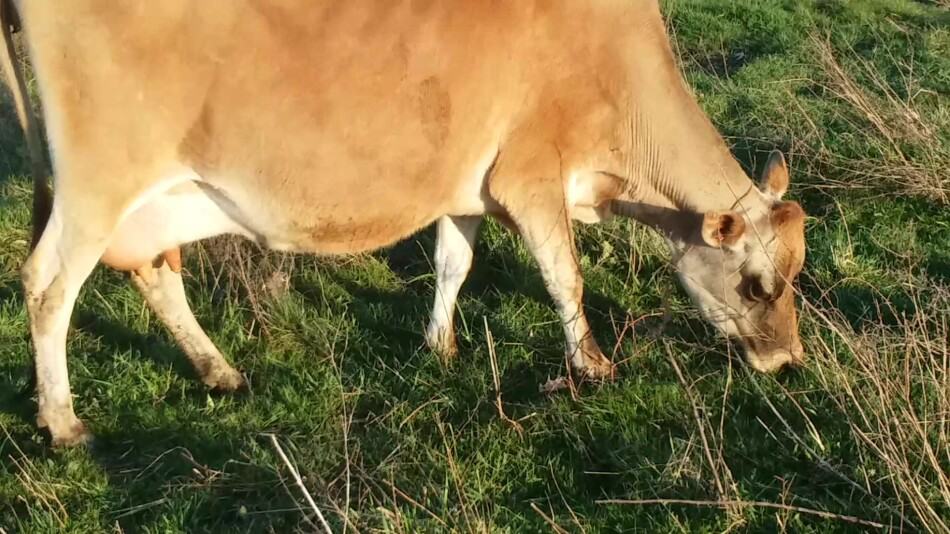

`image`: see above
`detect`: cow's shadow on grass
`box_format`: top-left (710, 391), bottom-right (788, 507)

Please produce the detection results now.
top-left (0, 409), bottom-right (292, 532)
top-left (337, 227), bottom-right (649, 373)
top-left (0, 316), bottom-right (303, 530)
top-left (334, 227), bottom-right (741, 409)
top-left (74, 310), bottom-right (205, 384)
top-left (0, 234), bottom-right (889, 532)
top-left (0, 206), bottom-right (917, 532)
top-left (0, 96), bottom-right (27, 182)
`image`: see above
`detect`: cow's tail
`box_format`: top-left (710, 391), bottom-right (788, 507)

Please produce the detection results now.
top-left (1, 0), bottom-right (51, 250)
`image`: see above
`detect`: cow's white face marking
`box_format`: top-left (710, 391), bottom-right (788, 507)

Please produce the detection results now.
top-left (672, 153), bottom-right (806, 373)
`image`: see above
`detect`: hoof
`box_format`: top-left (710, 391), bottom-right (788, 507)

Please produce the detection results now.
top-left (46, 418), bottom-right (93, 448)
top-left (575, 357), bottom-right (614, 380)
top-left (425, 325), bottom-right (458, 360)
top-left (570, 339), bottom-right (615, 380)
top-left (203, 367), bottom-right (248, 392)
top-left (434, 344), bottom-right (458, 361)
top-left (746, 349), bottom-right (801, 374)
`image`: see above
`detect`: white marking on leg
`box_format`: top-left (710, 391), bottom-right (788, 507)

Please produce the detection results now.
top-left (24, 206), bottom-right (112, 444)
top-left (426, 215), bottom-right (480, 355)
top-left (533, 240), bottom-right (593, 368)
top-left (24, 170), bottom-right (216, 444)
top-left (557, 299), bottom-right (589, 367)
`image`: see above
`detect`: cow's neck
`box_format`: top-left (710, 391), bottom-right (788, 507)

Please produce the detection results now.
top-left (614, 66), bottom-right (768, 243)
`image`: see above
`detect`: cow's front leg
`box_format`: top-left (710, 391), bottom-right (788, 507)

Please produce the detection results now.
top-left (487, 142), bottom-right (613, 379)
top-left (426, 215), bottom-right (481, 358)
top-left (516, 210), bottom-right (612, 378)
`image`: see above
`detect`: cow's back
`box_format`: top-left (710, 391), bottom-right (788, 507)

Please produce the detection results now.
top-left (21, 0), bottom-right (641, 253)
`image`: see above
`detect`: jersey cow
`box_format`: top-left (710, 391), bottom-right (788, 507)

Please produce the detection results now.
top-left (1, 0), bottom-right (807, 446)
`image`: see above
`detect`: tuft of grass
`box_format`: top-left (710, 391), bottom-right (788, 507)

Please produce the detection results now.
top-left (1, 0), bottom-right (948, 532)
top-left (803, 284), bottom-right (950, 533)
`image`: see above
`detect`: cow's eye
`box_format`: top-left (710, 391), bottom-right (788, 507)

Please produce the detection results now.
top-left (743, 276), bottom-right (770, 302)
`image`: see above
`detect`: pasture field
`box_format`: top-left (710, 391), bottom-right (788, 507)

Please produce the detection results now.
top-left (1, 0), bottom-right (948, 532)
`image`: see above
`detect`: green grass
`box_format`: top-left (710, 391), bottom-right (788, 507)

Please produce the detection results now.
top-left (1, 0), bottom-right (948, 532)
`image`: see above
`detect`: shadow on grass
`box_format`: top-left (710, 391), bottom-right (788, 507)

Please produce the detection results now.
top-left (0, 206), bottom-right (913, 532)
top-left (0, 257), bottom-right (893, 533)
top-left (73, 310), bottom-right (202, 384)
top-left (0, 95), bottom-right (27, 181)
top-left (0, 406), bottom-right (304, 531)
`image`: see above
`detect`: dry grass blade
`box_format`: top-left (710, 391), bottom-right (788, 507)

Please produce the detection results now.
top-left (434, 415), bottom-right (488, 534)
top-left (2, 424), bottom-right (68, 528)
top-left (484, 317), bottom-right (525, 436)
top-left (381, 479), bottom-right (450, 530)
top-left (801, 285), bottom-right (950, 533)
top-left (596, 498), bottom-right (887, 530)
top-left (111, 498), bottom-right (170, 520)
top-left (325, 324), bottom-right (358, 534)
top-left (268, 434), bottom-right (334, 534)
top-left (194, 236), bottom-right (296, 336)
top-left (808, 33), bottom-right (948, 204)
top-left (548, 464), bottom-right (586, 533)
top-left (664, 343), bottom-right (738, 517)
top-left (530, 502), bottom-right (571, 534)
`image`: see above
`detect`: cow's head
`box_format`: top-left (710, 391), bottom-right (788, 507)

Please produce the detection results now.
top-left (674, 151), bottom-right (806, 372)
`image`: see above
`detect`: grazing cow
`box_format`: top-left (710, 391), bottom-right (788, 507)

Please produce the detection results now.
top-left (1, 0), bottom-right (806, 447)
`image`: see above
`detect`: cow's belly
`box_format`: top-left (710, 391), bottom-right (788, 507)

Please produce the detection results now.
top-left (101, 152), bottom-right (614, 270)
top-left (192, 143), bottom-right (501, 255)
top-left (214, 183), bottom-right (488, 255)
top-left (102, 158), bottom-right (494, 270)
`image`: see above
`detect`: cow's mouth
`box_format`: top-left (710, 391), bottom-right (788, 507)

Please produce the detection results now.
top-left (744, 343), bottom-right (804, 373)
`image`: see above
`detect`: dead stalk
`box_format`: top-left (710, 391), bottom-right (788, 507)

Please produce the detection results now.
top-left (801, 284), bottom-right (949, 532)
top-left (549, 464), bottom-right (586, 533)
top-left (435, 415), bottom-right (476, 532)
top-left (381, 479), bottom-right (450, 529)
top-left (597, 498), bottom-right (887, 530)
top-left (268, 434), bottom-right (334, 534)
top-left (530, 502), bottom-right (571, 534)
top-left (665, 344), bottom-right (736, 510)
top-left (327, 323), bottom-right (357, 533)
top-left (484, 317), bottom-right (526, 436)
top-left (2, 424), bottom-right (68, 528)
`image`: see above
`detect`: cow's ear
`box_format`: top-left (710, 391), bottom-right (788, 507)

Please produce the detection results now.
top-left (760, 150), bottom-right (789, 201)
top-left (702, 210), bottom-right (746, 248)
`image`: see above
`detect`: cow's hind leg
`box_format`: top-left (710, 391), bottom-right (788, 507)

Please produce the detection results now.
top-left (23, 199), bottom-right (125, 446)
top-left (26, 170), bottom-right (234, 445)
top-left (131, 259), bottom-right (245, 391)
top-left (426, 215), bottom-right (481, 358)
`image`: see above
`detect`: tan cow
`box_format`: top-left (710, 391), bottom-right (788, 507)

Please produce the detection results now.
top-left (1, 0), bottom-right (806, 447)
